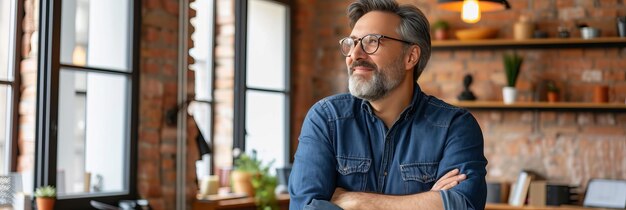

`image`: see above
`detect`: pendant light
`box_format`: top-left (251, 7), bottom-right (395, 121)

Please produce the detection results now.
top-left (438, 0), bottom-right (511, 23)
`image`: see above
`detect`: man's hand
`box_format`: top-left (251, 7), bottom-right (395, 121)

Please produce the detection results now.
top-left (431, 169), bottom-right (466, 191)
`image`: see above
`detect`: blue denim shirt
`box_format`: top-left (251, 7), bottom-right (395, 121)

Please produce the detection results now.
top-left (289, 84), bottom-right (487, 210)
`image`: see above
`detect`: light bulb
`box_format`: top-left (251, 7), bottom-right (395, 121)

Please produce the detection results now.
top-left (462, 0), bottom-right (481, 24)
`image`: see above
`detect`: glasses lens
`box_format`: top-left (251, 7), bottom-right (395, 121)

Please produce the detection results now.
top-left (340, 38), bottom-right (354, 56)
top-left (361, 35), bottom-right (379, 54)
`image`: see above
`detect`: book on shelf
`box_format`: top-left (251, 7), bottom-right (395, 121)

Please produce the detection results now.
top-left (528, 180), bottom-right (547, 207)
top-left (508, 171), bottom-right (533, 206)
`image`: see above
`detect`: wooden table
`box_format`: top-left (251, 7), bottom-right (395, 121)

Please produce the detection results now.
top-left (486, 203), bottom-right (612, 210)
top-left (193, 194), bottom-right (289, 210)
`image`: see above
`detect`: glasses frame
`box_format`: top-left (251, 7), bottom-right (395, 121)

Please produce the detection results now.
top-left (339, 34), bottom-right (416, 57)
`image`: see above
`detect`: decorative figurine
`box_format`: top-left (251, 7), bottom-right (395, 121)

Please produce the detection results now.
top-left (458, 74), bottom-right (477, 101)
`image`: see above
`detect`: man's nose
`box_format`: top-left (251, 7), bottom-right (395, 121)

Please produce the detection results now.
top-left (349, 42), bottom-right (367, 60)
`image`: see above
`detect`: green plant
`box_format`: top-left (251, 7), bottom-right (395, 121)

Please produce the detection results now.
top-left (34, 185), bottom-right (56, 198)
top-left (546, 81), bottom-right (559, 93)
top-left (234, 152), bottom-right (278, 210)
top-left (432, 20), bottom-right (450, 30)
top-left (503, 53), bottom-right (524, 87)
top-left (234, 152), bottom-right (262, 173)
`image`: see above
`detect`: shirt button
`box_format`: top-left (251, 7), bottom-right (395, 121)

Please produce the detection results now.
top-left (384, 172), bottom-right (388, 176)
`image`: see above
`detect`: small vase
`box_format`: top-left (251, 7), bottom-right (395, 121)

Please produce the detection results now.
top-left (502, 87), bottom-right (517, 104)
top-left (434, 29), bottom-right (448, 40)
top-left (547, 92), bottom-right (559, 103)
top-left (231, 171), bottom-right (255, 197)
top-left (36, 197), bottom-right (55, 210)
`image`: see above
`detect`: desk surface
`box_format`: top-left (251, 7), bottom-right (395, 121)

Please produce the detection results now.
top-left (193, 194), bottom-right (289, 210)
top-left (486, 203), bottom-right (612, 210)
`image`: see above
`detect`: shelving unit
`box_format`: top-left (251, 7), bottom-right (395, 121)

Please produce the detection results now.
top-left (433, 37), bottom-right (626, 112)
top-left (432, 37), bottom-right (626, 50)
top-left (450, 101), bottom-right (626, 112)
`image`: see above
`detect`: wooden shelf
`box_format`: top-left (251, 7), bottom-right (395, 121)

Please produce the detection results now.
top-left (450, 101), bottom-right (626, 112)
top-left (432, 37), bottom-right (626, 50)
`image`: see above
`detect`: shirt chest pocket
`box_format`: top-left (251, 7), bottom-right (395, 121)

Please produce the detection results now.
top-left (399, 162), bottom-right (438, 194)
top-left (336, 156), bottom-right (371, 191)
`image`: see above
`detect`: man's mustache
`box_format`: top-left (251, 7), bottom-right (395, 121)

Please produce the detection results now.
top-left (350, 60), bottom-right (377, 73)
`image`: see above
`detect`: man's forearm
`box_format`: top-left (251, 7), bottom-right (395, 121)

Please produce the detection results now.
top-left (332, 190), bottom-right (443, 210)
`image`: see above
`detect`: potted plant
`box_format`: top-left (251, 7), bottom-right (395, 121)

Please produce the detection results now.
top-left (546, 81), bottom-right (559, 102)
top-left (35, 185), bottom-right (56, 210)
top-left (232, 150), bottom-right (278, 210)
top-left (232, 152), bottom-right (259, 197)
top-left (502, 53), bottom-right (523, 104)
top-left (432, 20), bottom-right (450, 40)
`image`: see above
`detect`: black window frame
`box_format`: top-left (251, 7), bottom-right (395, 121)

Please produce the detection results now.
top-left (234, 0), bottom-right (292, 165)
top-left (34, 0), bottom-right (140, 208)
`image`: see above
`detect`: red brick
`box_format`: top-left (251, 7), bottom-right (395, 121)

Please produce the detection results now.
top-left (558, 7), bottom-right (586, 20)
top-left (454, 50), bottom-right (472, 59)
top-left (160, 143), bottom-right (177, 154)
top-left (534, 0), bottom-right (554, 10)
top-left (596, 113), bottom-right (617, 125)
top-left (140, 130), bottom-right (160, 145)
top-left (559, 49), bottom-right (583, 57)
top-left (493, 124), bottom-right (533, 134)
top-left (163, 0), bottom-right (179, 16)
top-left (582, 126), bottom-right (625, 135)
top-left (598, 0), bottom-right (619, 7)
top-left (556, 0), bottom-right (575, 8)
top-left (584, 49), bottom-right (605, 58)
top-left (590, 8), bottom-right (618, 18)
top-left (558, 113), bottom-right (577, 125)
top-left (541, 125), bottom-right (580, 135)
top-left (162, 29), bottom-right (177, 46)
top-left (145, 0), bottom-right (162, 10)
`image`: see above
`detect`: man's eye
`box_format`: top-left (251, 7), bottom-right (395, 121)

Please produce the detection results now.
top-left (365, 38), bottom-right (378, 45)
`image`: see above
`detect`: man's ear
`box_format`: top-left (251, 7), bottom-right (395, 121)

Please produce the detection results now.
top-left (405, 46), bottom-right (420, 71)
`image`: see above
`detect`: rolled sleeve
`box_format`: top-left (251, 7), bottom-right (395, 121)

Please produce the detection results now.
top-left (289, 101), bottom-right (339, 210)
top-left (438, 111), bottom-right (488, 210)
top-left (441, 189), bottom-right (469, 210)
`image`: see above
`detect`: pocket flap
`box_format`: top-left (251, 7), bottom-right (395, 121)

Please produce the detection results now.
top-left (399, 162), bottom-right (438, 183)
top-left (336, 156), bottom-right (371, 175)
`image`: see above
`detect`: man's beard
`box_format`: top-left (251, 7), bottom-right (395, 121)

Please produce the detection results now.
top-left (348, 57), bottom-right (405, 101)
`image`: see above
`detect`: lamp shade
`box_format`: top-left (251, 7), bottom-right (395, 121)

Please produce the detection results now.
top-left (438, 0), bottom-right (510, 12)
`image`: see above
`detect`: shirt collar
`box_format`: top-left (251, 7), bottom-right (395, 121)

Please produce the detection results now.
top-left (360, 83), bottom-right (423, 119)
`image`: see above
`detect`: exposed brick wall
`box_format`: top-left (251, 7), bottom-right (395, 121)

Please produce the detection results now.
top-left (139, 0), bottom-right (198, 209)
top-left (213, 0), bottom-right (235, 171)
top-left (17, 0), bottom-right (38, 173)
top-left (291, 0), bottom-right (626, 191)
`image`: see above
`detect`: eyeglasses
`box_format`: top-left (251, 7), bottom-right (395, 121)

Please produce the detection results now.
top-left (339, 34), bottom-right (415, 57)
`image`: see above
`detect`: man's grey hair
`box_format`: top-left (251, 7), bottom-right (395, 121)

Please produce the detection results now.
top-left (347, 0), bottom-right (431, 81)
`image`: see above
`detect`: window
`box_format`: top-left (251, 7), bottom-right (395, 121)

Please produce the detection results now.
top-left (0, 0), bottom-right (17, 177)
top-left (235, 0), bottom-right (291, 171)
top-left (35, 0), bottom-right (138, 208)
top-left (189, 0), bottom-right (215, 173)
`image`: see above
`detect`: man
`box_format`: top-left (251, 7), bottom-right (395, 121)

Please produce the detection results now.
top-left (288, 0), bottom-right (487, 209)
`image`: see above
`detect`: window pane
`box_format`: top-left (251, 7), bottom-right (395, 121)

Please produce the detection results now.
top-left (246, 0), bottom-right (288, 91)
top-left (0, 0), bottom-right (16, 81)
top-left (190, 0), bottom-right (214, 101)
top-left (57, 69), bottom-right (129, 197)
top-left (245, 90), bottom-right (286, 169)
top-left (189, 102), bottom-right (211, 144)
top-left (0, 85), bottom-right (11, 175)
top-left (60, 0), bottom-right (131, 71)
